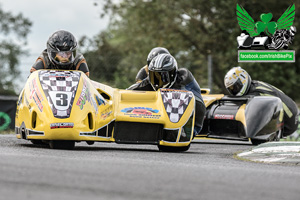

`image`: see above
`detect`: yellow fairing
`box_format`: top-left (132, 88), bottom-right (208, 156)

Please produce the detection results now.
top-left (114, 90), bottom-right (194, 128)
top-left (235, 104), bottom-right (247, 127)
top-left (113, 89), bottom-right (195, 146)
top-left (15, 70), bottom-right (115, 142)
top-left (201, 88), bottom-right (224, 107)
top-left (16, 70), bottom-right (195, 148)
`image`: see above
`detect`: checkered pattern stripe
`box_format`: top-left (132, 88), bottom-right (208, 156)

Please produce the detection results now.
top-left (39, 70), bottom-right (81, 118)
top-left (161, 89), bottom-right (193, 123)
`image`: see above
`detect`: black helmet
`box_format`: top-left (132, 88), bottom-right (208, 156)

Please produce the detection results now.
top-left (148, 54), bottom-right (178, 90)
top-left (146, 47), bottom-right (170, 66)
top-left (46, 30), bottom-right (78, 69)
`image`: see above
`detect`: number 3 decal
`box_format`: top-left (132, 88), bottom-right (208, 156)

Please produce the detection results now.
top-left (56, 93), bottom-right (68, 106)
top-left (49, 91), bottom-right (72, 110)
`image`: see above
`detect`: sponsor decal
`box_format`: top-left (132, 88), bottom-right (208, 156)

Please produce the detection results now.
top-left (76, 79), bottom-right (91, 110)
top-left (214, 114), bottom-right (235, 120)
top-left (25, 94), bottom-right (29, 106)
top-left (121, 107), bottom-right (161, 119)
top-left (29, 78), bottom-right (44, 112)
top-left (96, 95), bottom-right (106, 106)
top-left (236, 4), bottom-right (296, 62)
top-left (17, 93), bottom-right (23, 106)
top-left (101, 111), bottom-right (112, 120)
top-left (50, 123), bottom-right (74, 129)
top-left (160, 88), bottom-right (190, 93)
top-left (42, 71), bottom-right (78, 78)
top-left (91, 96), bottom-right (99, 115)
top-left (100, 105), bottom-right (113, 120)
top-left (76, 80), bottom-right (99, 114)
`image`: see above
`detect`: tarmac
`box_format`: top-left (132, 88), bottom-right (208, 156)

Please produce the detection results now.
top-left (236, 141), bottom-right (300, 165)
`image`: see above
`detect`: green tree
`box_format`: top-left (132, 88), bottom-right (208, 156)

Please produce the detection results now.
top-left (0, 5), bottom-right (32, 95)
top-left (88, 0), bottom-right (299, 100)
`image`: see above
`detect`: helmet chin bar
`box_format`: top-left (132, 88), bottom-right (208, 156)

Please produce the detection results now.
top-left (149, 82), bottom-right (159, 91)
top-left (151, 82), bottom-right (173, 91)
top-left (52, 62), bottom-right (72, 70)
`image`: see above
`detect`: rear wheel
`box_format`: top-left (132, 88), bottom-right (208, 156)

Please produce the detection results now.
top-left (251, 130), bottom-right (282, 145)
top-left (158, 144), bottom-right (190, 152)
top-left (49, 140), bottom-right (75, 150)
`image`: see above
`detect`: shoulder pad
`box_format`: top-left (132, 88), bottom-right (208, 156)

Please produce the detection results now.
top-left (73, 53), bottom-right (85, 66)
top-left (177, 68), bottom-right (193, 83)
top-left (37, 49), bottom-right (51, 68)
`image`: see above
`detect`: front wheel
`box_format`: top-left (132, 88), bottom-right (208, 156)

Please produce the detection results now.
top-left (250, 139), bottom-right (266, 145)
top-left (158, 144), bottom-right (190, 152)
top-left (49, 140), bottom-right (75, 150)
top-left (31, 140), bottom-right (44, 145)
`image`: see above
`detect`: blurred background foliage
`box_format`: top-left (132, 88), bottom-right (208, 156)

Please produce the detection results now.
top-left (81, 0), bottom-right (300, 101)
top-left (0, 0), bottom-right (299, 102)
top-left (0, 5), bottom-right (32, 95)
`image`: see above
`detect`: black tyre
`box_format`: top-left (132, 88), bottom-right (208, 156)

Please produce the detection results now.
top-left (250, 139), bottom-right (266, 145)
top-left (49, 140), bottom-right (75, 150)
top-left (158, 144), bottom-right (190, 152)
top-left (251, 129), bottom-right (282, 145)
top-left (30, 140), bottom-right (45, 145)
top-left (86, 141), bottom-right (95, 145)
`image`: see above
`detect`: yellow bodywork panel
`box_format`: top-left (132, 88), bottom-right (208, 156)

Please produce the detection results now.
top-left (201, 88), bottom-right (224, 107)
top-left (16, 70), bottom-right (195, 147)
top-left (235, 104), bottom-right (247, 127)
top-left (113, 89), bottom-right (195, 130)
top-left (16, 70), bottom-right (115, 142)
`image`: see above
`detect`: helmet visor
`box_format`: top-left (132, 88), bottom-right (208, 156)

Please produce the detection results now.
top-left (149, 71), bottom-right (171, 90)
top-left (50, 50), bottom-right (75, 66)
top-left (227, 78), bottom-right (243, 95)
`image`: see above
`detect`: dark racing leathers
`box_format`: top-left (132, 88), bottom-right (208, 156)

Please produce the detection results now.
top-left (247, 80), bottom-right (299, 136)
top-left (135, 65), bottom-right (149, 82)
top-left (30, 49), bottom-right (89, 76)
top-left (128, 68), bottom-right (206, 136)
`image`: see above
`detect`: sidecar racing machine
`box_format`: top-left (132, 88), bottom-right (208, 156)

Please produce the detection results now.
top-left (197, 89), bottom-right (284, 145)
top-left (15, 70), bottom-right (195, 151)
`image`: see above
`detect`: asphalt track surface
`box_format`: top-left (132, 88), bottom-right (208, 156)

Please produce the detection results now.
top-left (1, 135), bottom-right (299, 200)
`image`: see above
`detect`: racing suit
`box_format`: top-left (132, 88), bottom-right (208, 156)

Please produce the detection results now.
top-left (30, 49), bottom-right (90, 76)
top-left (128, 68), bottom-right (206, 136)
top-left (247, 80), bottom-right (299, 136)
top-left (135, 65), bottom-right (148, 82)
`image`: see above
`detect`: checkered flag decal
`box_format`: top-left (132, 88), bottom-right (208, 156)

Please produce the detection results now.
top-left (39, 70), bottom-right (81, 118)
top-left (161, 89), bottom-right (193, 123)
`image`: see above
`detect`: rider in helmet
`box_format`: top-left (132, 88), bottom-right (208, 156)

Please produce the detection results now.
top-left (30, 30), bottom-right (89, 76)
top-left (224, 66), bottom-right (252, 96)
top-left (148, 54), bottom-right (177, 90)
top-left (135, 47), bottom-right (170, 83)
top-left (224, 66), bottom-right (299, 136)
top-left (128, 54), bottom-right (206, 136)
